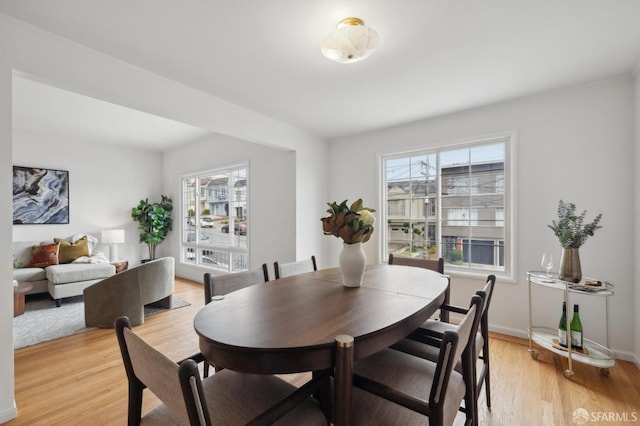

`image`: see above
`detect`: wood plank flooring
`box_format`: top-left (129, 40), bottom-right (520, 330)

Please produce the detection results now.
top-left (8, 277), bottom-right (640, 425)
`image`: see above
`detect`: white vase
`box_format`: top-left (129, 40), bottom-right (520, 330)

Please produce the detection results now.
top-left (339, 242), bottom-right (366, 287)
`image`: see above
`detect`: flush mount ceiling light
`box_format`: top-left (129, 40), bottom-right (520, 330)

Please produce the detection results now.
top-left (320, 17), bottom-right (380, 64)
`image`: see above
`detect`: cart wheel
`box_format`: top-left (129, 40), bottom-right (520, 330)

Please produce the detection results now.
top-left (564, 369), bottom-right (574, 378)
top-left (600, 368), bottom-right (610, 376)
top-left (530, 350), bottom-right (539, 360)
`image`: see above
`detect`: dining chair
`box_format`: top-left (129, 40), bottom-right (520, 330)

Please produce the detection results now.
top-left (388, 254), bottom-right (450, 322)
top-left (274, 255), bottom-right (317, 279)
top-left (115, 316), bottom-right (329, 425)
top-left (203, 264), bottom-right (269, 306)
top-left (202, 265), bottom-right (269, 377)
top-left (348, 295), bottom-right (483, 426)
top-left (393, 274), bottom-right (496, 424)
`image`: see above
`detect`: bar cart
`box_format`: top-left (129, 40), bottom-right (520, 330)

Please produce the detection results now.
top-left (527, 271), bottom-right (616, 378)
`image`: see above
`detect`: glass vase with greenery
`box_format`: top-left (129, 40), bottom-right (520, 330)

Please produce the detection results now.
top-left (547, 200), bottom-right (602, 283)
top-left (547, 200), bottom-right (602, 249)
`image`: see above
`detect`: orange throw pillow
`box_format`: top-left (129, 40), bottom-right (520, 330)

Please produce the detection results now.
top-left (29, 243), bottom-right (60, 267)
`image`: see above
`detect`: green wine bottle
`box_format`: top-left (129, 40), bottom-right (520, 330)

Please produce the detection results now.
top-left (570, 304), bottom-right (583, 350)
top-left (558, 301), bottom-right (567, 347)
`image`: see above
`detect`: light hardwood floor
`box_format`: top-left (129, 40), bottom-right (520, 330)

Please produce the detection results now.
top-left (9, 277), bottom-right (640, 425)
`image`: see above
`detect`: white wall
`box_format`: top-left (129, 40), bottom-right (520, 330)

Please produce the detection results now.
top-left (329, 76), bottom-right (637, 361)
top-left (0, 14), bottom-right (328, 422)
top-left (634, 68), bottom-right (640, 368)
top-left (295, 142), bottom-right (331, 268)
top-left (12, 130), bottom-right (163, 265)
top-left (0, 28), bottom-right (17, 423)
top-left (162, 134), bottom-right (296, 281)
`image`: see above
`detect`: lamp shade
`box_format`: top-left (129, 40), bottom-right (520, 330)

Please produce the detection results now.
top-left (321, 17), bottom-right (379, 64)
top-left (102, 229), bottom-right (125, 244)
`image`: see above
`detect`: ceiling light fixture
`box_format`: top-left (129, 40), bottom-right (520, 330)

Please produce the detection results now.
top-left (320, 17), bottom-right (379, 64)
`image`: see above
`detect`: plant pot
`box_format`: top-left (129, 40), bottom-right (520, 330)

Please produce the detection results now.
top-left (559, 247), bottom-right (581, 283)
top-left (339, 242), bottom-right (366, 287)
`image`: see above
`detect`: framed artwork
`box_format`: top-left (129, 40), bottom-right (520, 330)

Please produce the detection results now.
top-left (13, 166), bottom-right (69, 224)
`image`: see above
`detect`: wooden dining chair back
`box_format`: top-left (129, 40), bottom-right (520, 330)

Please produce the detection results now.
top-left (116, 316), bottom-right (197, 424)
top-left (474, 274), bottom-right (496, 408)
top-left (202, 265), bottom-right (269, 377)
top-left (350, 295), bottom-right (483, 426)
top-left (115, 316), bottom-right (329, 426)
top-left (388, 253), bottom-right (444, 273)
top-left (388, 253), bottom-right (450, 322)
top-left (424, 274), bottom-right (496, 411)
top-left (274, 255), bottom-right (317, 279)
top-left (203, 264), bottom-right (269, 305)
top-left (393, 274), bottom-right (497, 424)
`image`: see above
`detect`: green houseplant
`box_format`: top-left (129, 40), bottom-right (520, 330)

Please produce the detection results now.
top-left (131, 195), bottom-right (173, 261)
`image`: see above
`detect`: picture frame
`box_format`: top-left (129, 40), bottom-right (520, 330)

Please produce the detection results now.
top-left (13, 166), bottom-right (69, 224)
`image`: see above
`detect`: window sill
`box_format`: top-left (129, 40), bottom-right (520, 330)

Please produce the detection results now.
top-left (445, 268), bottom-right (517, 284)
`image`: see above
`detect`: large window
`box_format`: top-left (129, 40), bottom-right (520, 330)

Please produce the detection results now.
top-left (181, 164), bottom-right (248, 272)
top-left (382, 136), bottom-right (512, 276)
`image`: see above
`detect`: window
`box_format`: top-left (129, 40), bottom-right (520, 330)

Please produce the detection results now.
top-left (388, 200), bottom-right (405, 216)
top-left (382, 136), bottom-right (512, 276)
top-left (446, 208), bottom-right (478, 226)
top-left (181, 164), bottom-right (248, 272)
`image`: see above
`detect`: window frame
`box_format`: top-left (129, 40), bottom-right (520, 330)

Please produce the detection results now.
top-left (180, 162), bottom-right (249, 272)
top-left (379, 131), bottom-right (516, 281)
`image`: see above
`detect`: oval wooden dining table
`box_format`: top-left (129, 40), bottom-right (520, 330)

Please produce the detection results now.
top-left (193, 263), bottom-right (449, 424)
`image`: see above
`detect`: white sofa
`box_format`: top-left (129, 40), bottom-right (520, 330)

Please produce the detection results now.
top-left (13, 240), bottom-right (116, 306)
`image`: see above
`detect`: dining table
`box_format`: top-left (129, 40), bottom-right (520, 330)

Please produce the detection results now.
top-left (193, 263), bottom-right (449, 424)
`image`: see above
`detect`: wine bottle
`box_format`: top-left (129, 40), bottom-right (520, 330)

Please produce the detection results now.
top-left (558, 301), bottom-right (567, 347)
top-left (570, 304), bottom-right (583, 350)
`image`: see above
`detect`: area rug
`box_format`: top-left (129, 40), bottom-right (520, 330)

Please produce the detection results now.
top-left (13, 294), bottom-right (190, 349)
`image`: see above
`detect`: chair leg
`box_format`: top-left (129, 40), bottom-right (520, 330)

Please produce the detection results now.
top-left (482, 326), bottom-right (491, 409)
top-left (127, 381), bottom-right (144, 426)
top-left (312, 369), bottom-right (333, 420)
top-left (484, 356), bottom-right (491, 409)
top-left (462, 351), bottom-right (478, 426)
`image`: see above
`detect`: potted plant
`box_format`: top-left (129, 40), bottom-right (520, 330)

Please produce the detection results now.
top-left (321, 199), bottom-right (375, 287)
top-left (131, 195), bottom-right (173, 261)
top-left (547, 200), bottom-right (602, 282)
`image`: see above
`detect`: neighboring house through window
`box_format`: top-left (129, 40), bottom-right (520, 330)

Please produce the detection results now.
top-left (181, 163), bottom-right (248, 272)
top-left (381, 134), bottom-right (513, 277)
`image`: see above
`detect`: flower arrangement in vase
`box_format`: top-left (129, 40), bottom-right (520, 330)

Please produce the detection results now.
top-left (321, 199), bottom-right (375, 287)
top-left (547, 200), bottom-right (602, 283)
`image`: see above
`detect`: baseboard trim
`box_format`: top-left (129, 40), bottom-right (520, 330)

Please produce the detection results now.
top-left (0, 403), bottom-right (17, 423)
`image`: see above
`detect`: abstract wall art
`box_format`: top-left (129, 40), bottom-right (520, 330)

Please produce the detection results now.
top-left (13, 166), bottom-right (69, 224)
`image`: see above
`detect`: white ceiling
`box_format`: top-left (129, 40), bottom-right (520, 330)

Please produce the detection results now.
top-left (3, 1), bottom-right (640, 148)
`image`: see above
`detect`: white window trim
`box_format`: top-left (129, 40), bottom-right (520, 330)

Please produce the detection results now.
top-left (180, 162), bottom-right (250, 272)
top-left (377, 130), bottom-right (518, 282)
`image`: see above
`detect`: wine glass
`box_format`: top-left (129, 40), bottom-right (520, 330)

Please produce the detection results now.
top-left (541, 253), bottom-right (553, 279)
